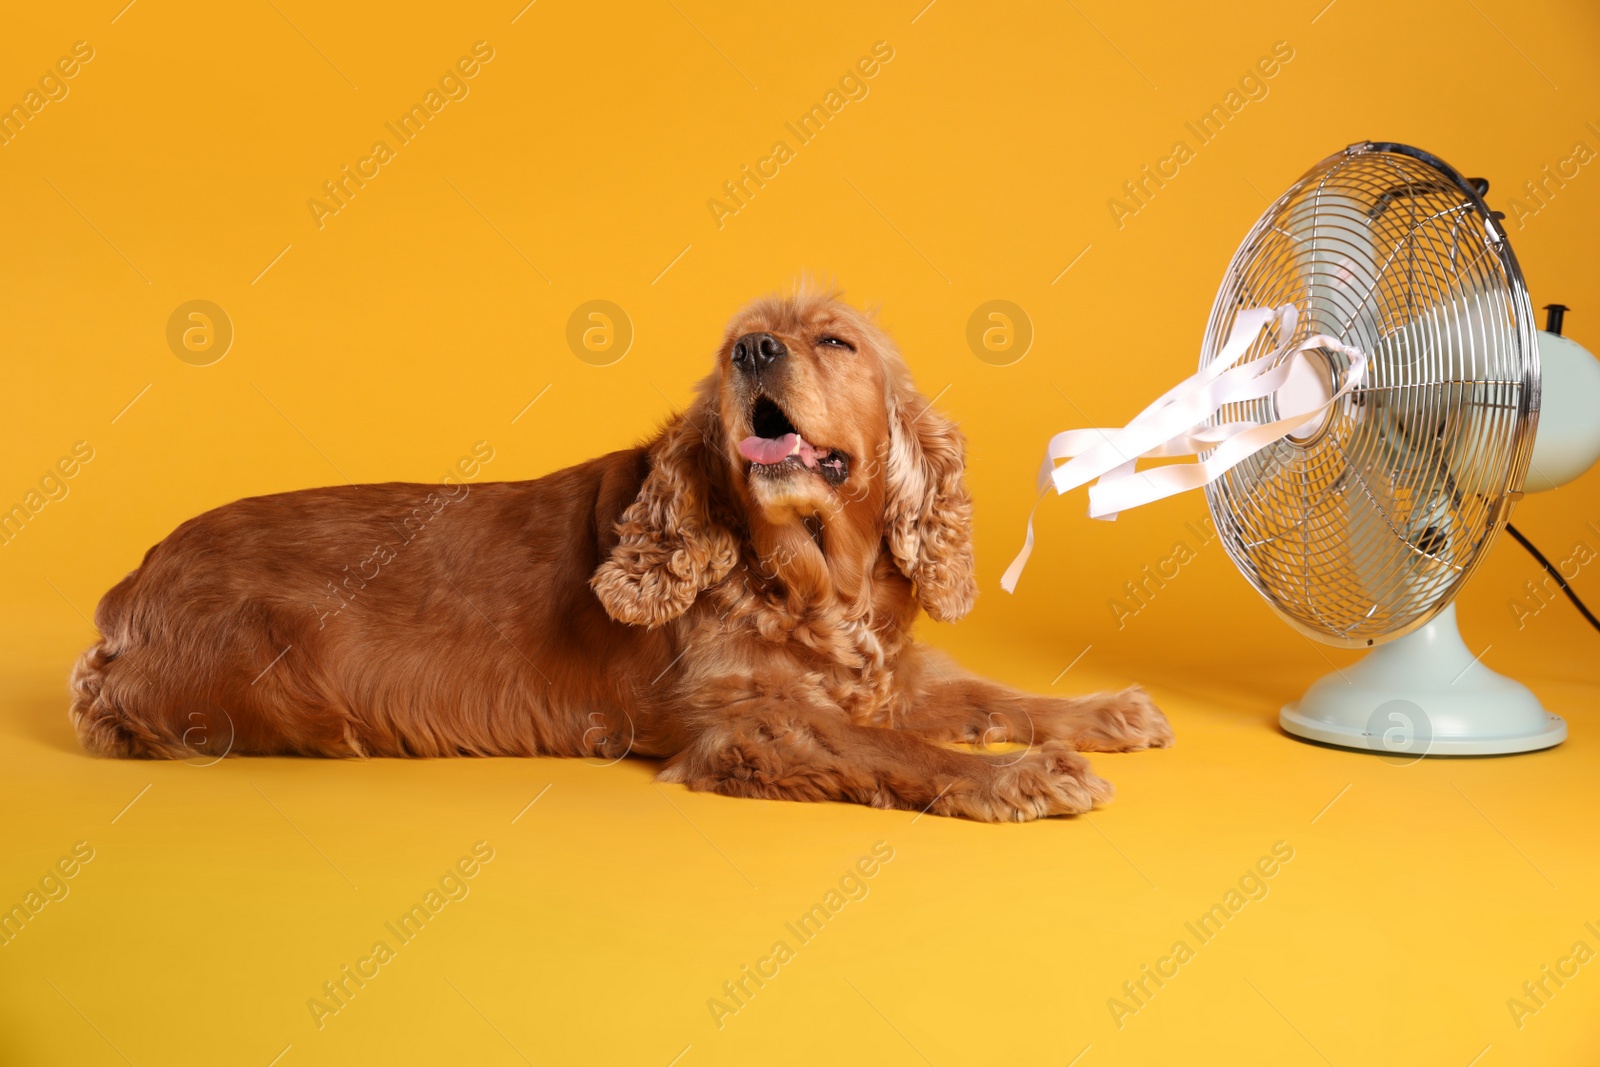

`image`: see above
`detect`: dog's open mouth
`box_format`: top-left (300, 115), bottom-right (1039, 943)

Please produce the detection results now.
top-left (738, 396), bottom-right (849, 485)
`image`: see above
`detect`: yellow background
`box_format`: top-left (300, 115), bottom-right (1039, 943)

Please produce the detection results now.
top-left (2, 0), bottom-right (1599, 1063)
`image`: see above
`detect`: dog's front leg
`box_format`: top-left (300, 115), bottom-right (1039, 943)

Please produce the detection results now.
top-left (892, 660), bottom-right (1174, 753)
top-left (657, 677), bottom-right (1113, 822)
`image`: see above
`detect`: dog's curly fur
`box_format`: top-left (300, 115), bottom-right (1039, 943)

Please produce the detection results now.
top-left (68, 286), bottom-right (1171, 821)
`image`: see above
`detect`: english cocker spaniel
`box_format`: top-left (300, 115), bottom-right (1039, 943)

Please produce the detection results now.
top-left (69, 287), bottom-right (1170, 821)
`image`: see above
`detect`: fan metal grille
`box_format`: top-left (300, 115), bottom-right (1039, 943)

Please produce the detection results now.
top-left (1200, 143), bottom-right (1539, 648)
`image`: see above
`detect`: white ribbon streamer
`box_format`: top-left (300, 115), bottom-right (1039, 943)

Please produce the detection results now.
top-left (1000, 305), bottom-right (1367, 593)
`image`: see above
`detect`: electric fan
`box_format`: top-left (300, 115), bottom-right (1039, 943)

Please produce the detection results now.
top-left (1005, 141), bottom-right (1600, 756)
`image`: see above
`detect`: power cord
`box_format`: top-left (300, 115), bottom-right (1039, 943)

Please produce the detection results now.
top-left (1505, 521), bottom-right (1600, 635)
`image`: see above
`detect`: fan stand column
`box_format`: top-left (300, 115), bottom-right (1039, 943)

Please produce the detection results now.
top-left (1280, 604), bottom-right (1567, 756)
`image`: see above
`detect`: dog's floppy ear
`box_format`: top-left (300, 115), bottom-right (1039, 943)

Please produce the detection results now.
top-left (883, 379), bottom-right (978, 622)
top-left (591, 403), bottom-right (739, 628)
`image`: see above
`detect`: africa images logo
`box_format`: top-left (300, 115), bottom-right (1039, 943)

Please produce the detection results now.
top-left (306, 42), bottom-right (496, 230)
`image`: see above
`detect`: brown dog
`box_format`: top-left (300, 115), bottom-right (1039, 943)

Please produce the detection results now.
top-left (69, 287), bottom-right (1170, 821)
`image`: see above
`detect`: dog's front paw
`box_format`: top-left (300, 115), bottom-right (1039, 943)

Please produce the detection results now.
top-left (1066, 686), bottom-right (1174, 752)
top-left (946, 742), bottom-right (1113, 822)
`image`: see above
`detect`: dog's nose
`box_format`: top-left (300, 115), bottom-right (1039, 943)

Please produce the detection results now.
top-left (731, 332), bottom-right (787, 374)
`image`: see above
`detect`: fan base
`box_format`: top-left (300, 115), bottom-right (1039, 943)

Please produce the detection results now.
top-left (1278, 604), bottom-right (1567, 757)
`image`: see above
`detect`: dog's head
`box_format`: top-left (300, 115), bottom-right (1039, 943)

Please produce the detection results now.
top-left (715, 291), bottom-right (891, 522)
top-left (591, 285), bottom-right (976, 628)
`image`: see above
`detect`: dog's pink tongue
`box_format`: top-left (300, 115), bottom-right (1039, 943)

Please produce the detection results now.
top-left (739, 434), bottom-right (798, 465)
